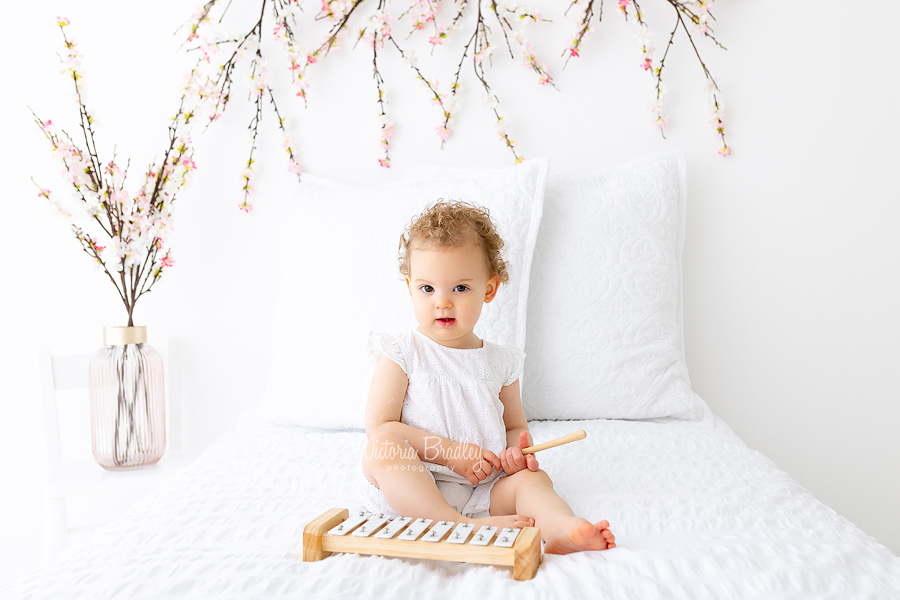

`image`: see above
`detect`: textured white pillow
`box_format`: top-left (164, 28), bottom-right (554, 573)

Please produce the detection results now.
top-left (261, 158), bottom-right (548, 429)
top-left (523, 151), bottom-right (710, 421)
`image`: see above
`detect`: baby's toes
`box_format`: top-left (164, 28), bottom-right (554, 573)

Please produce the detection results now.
top-left (513, 515), bottom-right (535, 528)
top-left (600, 528), bottom-right (616, 548)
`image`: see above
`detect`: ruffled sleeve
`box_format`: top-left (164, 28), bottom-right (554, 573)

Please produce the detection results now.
top-left (367, 331), bottom-right (408, 374)
top-left (501, 344), bottom-right (526, 387)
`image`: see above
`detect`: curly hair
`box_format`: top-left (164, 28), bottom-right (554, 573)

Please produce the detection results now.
top-left (398, 199), bottom-right (510, 284)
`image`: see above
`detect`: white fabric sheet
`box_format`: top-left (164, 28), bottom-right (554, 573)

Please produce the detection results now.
top-left (5, 413), bottom-right (900, 599)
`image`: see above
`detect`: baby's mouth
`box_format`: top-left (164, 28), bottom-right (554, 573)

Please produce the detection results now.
top-left (436, 318), bottom-right (456, 327)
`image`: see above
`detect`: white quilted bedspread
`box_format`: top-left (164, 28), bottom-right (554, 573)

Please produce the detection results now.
top-left (6, 414), bottom-right (900, 599)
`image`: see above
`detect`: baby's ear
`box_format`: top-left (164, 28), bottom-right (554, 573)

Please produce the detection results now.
top-left (484, 275), bottom-right (501, 303)
top-left (405, 277), bottom-right (412, 296)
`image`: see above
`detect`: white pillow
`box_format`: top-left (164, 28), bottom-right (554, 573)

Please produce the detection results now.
top-left (523, 151), bottom-right (710, 421)
top-left (261, 158), bottom-right (548, 429)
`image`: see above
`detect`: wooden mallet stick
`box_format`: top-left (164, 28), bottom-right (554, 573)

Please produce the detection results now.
top-left (521, 430), bottom-right (586, 455)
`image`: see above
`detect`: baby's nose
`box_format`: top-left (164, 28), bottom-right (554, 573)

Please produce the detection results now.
top-left (435, 295), bottom-right (452, 309)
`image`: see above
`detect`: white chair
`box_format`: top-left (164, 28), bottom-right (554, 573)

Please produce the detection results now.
top-left (39, 336), bottom-right (191, 558)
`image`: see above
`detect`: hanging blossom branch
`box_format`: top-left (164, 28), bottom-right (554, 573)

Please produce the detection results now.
top-left (31, 18), bottom-right (215, 326)
top-left (565, 0), bottom-right (730, 155)
top-left (358, 2), bottom-right (397, 167)
top-left (180, 0), bottom-right (560, 187)
top-left (562, 0), bottom-right (599, 66)
top-left (331, 0), bottom-right (460, 166)
top-left (180, 0), bottom-right (732, 207)
top-left (180, 0), bottom-right (304, 212)
top-left (470, 1), bottom-right (522, 162)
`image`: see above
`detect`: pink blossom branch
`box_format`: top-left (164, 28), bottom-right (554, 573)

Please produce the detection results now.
top-left (562, 0), bottom-right (599, 67)
top-left (307, 0), bottom-right (368, 64)
top-left (267, 86), bottom-right (302, 181)
top-left (72, 224), bottom-right (130, 308)
top-left (372, 43), bottom-right (391, 167)
top-left (472, 2), bottom-right (520, 163)
top-left (33, 20), bottom-right (195, 326)
top-left (175, 0), bottom-right (733, 199)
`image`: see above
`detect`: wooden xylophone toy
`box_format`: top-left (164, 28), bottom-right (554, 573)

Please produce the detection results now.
top-left (298, 508), bottom-right (542, 580)
top-left (293, 430), bottom-right (588, 581)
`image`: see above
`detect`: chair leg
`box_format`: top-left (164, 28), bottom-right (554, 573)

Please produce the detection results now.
top-left (45, 497), bottom-right (66, 560)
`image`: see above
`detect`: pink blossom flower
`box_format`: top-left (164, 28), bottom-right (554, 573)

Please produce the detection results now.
top-left (618, 0), bottom-right (631, 13)
top-left (287, 160), bottom-right (302, 175)
top-left (428, 27), bottom-right (446, 46)
top-left (111, 236), bottom-right (126, 260)
top-left (161, 255), bottom-right (175, 268)
top-left (38, 188), bottom-right (52, 200)
top-left (57, 16), bottom-right (70, 26)
top-left (307, 53), bottom-right (318, 64)
top-left (378, 158), bottom-right (391, 169)
top-left (569, 48), bottom-right (580, 58)
top-left (380, 121), bottom-right (395, 143)
top-left (475, 45), bottom-right (493, 65)
top-left (641, 57), bottom-right (652, 71)
top-left (155, 213), bottom-right (174, 232)
top-left (436, 126), bottom-right (451, 141)
top-left (718, 146), bottom-right (731, 157)
top-left (239, 201), bottom-right (253, 212)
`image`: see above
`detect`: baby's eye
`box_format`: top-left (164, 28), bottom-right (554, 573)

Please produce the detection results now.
top-left (454, 285), bottom-right (469, 293)
top-left (420, 285), bottom-right (434, 293)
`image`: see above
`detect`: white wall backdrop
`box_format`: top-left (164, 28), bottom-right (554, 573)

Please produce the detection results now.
top-left (2, 0), bottom-right (898, 585)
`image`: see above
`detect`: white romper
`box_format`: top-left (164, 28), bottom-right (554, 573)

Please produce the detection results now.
top-left (360, 329), bottom-right (526, 518)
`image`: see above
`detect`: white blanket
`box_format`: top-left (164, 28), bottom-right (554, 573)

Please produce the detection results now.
top-left (5, 413), bottom-right (900, 599)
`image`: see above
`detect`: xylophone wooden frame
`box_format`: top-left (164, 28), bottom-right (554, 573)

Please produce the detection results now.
top-left (296, 507), bottom-right (543, 581)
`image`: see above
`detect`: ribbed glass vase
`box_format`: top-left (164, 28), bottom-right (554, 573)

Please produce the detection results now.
top-left (89, 326), bottom-right (166, 470)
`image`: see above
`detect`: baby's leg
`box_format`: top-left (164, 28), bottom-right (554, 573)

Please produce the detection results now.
top-left (490, 469), bottom-right (615, 554)
top-left (362, 431), bottom-right (530, 529)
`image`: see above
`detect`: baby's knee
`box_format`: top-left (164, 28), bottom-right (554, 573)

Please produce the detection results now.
top-left (509, 467), bottom-right (553, 488)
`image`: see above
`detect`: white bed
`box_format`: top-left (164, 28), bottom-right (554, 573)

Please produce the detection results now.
top-left (5, 412), bottom-right (899, 599)
top-left (6, 153), bottom-right (899, 598)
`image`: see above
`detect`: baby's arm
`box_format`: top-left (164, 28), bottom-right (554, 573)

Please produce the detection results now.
top-left (365, 355), bottom-right (500, 483)
top-left (497, 379), bottom-right (540, 475)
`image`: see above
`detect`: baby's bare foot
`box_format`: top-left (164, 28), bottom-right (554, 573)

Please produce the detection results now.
top-left (466, 514), bottom-right (534, 530)
top-left (544, 517), bottom-right (616, 554)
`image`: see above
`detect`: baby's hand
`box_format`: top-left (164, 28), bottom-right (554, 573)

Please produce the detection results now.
top-left (447, 442), bottom-right (501, 485)
top-left (499, 431), bottom-right (540, 476)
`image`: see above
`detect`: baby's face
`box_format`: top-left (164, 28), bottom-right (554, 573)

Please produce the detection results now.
top-left (406, 241), bottom-right (500, 349)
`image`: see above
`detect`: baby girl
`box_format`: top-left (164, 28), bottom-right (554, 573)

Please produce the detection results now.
top-left (360, 200), bottom-right (615, 554)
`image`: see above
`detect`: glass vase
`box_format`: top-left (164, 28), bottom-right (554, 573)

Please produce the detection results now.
top-left (89, 326), bottom-right (166, 470)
